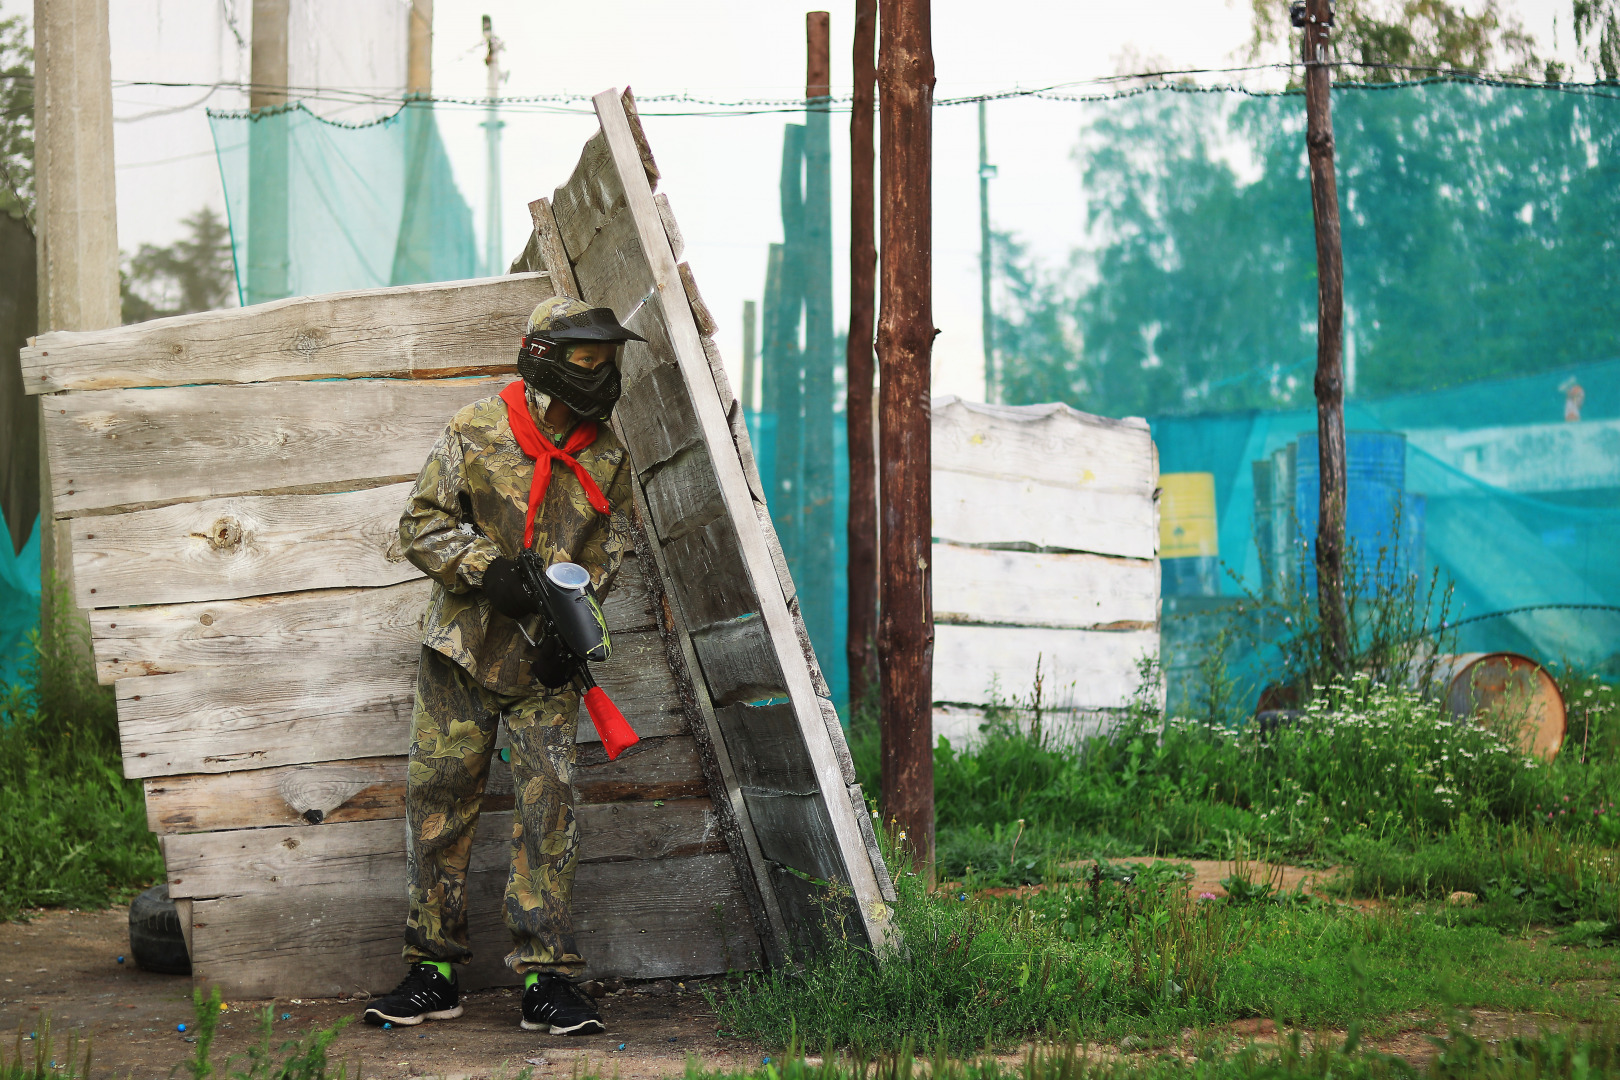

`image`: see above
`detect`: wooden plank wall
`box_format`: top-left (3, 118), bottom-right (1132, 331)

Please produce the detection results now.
top-left (534, 90), bottom-right (897, 962)
top-left (22, 262), bottom-right (766, 996)
top-left (930, 396), bottom-right (1160, 747)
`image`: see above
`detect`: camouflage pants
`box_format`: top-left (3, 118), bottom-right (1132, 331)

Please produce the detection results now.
top-left (402, 646), bottom-right (584, 976)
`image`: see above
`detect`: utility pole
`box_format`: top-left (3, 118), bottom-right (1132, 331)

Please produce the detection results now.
top-left (846, 0), bottom-right (879, 713)
top-left (246, 0), bottom-right (289, 304)
top-left (877, 0), bottom-right (936, 876)
top-left (392, 0), bottom-right (435, 284)
top-left (33, 0), bottom-right (120, 630)
top-left (406, 0), bottom-right (433, 97)
top-left (1297, 0), bottom-right (1349, 668)
top-left (482, 14), bottom-right (505, 277)
top-left (977, 99), bottom-right (996, 403)
top-left (802, 11), bottom-right (837, 673)
top-left (741, 299), bottom-right (758, 412)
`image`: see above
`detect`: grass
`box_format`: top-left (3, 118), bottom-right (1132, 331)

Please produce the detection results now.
top-left (0, 581), bottom-right (162, 920)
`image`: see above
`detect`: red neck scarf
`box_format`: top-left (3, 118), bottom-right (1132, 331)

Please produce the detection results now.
top-left (499, 380), bottom-right (610, 548)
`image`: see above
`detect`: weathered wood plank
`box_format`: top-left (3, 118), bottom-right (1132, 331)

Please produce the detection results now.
top-left (45, 377), bottom-right (505, 516)
top-left (741, 792), bottom-right (847, 885)
top-left (932, 624), bottom-right (1159, 710)
top-left (550, 131), bottom-right (624, 265)
top-left (932, 396), bottom-right (1156, 495)
top-left (529, 198), bottom-right (579, 298)
top-left (660, 516), bottom-right (760, 629)
top-left (116, 627), bottom-right (687, 778)
top-left (70, 483), bottom-right (420, 609)
top-left (145, 758), bottom-right (406, 833)
top-left (90, 581), bottom-right (429, 682)
top-left (22, 275), bottom-right (546, 394)
top-left (572, 736), bottom-right (708, 803)
top-left (931, 543), bottom-right (1158, 631)
top-left (640, 445), bottom-right (726, 543)
top-left (166, 800), bottom-right (721, 898)
top-left (615, 360), bottom-right (704, 470)
top-left (934, 468), bottom-right (1158, 559)
top-left (688, 616), bottom-right (787, 707)
top-left (90, 561), bottom-right (656, 683)
top-left (188, 850), bottom-right (759, 998)
top-left (712, 702), bottom-right (816, 795)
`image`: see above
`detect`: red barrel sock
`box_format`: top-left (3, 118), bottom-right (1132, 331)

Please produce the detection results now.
top-left (584, 687), bottom-right (638, 760)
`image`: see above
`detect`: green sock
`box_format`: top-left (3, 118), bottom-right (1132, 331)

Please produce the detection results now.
top-left (423, 961), bottom-right (452, 981)
top-left (525, 972), bottom-right (540, 990)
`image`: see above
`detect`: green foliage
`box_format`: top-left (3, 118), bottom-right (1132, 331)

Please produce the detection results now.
top-left (993, 83), bottom-right (1620, 417)
top-left (1574, 0), bottom-right (1620, 81)
top-left (0, 578), bottom-right (162, 919)
top-left (179, 987), bottom-right (356, 1080)
top-left (0, 14), bottom-right (32, 226)
top-left (122, 206), bottom-right (237, 323)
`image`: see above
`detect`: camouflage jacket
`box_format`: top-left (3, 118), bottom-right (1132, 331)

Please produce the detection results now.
top-left (398, 388), bottom-right (635, 694)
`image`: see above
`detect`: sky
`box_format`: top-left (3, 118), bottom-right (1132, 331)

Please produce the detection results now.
top-left (9, 0), bottom-right (1592, 405)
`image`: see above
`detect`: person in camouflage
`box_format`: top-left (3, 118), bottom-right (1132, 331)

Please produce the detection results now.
top-left (363, 297), bottom-right (645, 1036)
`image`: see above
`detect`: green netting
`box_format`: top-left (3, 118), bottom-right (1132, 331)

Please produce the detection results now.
top-left (754, 78), bottom-right (1620, 714)
top-left (208, 101), bottom-right (477, 302)
top-left (0, 506), bottom-right (39, 689)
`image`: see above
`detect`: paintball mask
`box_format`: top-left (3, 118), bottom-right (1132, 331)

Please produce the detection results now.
top-left (517, 298), bottom-right (647, 422)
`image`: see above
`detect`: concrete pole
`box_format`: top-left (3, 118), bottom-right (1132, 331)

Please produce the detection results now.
top-left (33, 0), bottom-right (120, 635)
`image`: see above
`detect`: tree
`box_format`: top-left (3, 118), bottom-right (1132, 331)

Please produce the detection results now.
top-left (1574, 0), bottom-right (1620, 81)
top-left (121, 207), bottom-right (237, 323)
top-left (1246, 0), bottom-right (1547, 83)
top-left (0, 14), bottom-right (33, 228)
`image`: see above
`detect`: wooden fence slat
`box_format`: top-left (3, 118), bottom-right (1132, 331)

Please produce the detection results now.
top-left (932, 624), bottom-right (1159, 710)
top-left (45, 377), bottom-right (505, 516)
top-left (21, 275), bottom-right (547, 394)
top-left (188, 849), bottom-right (760, 998)
top-left (931, 543), bottom-right (1158, 630)
top-left (117, 627), bottom-right (690, 778)
top-left (934, 468), bottom-right (1159, 559)
top-left (932, 398), bottom-right (1156, 494)
top-left (70, 483), bottom-right (420, 609)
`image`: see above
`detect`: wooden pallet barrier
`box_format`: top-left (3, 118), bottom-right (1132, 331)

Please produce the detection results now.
top-left (21, 89), bottom-right (893, 998)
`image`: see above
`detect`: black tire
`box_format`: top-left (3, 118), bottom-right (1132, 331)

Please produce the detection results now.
top-left (129, 884), bottom-right (191, 975)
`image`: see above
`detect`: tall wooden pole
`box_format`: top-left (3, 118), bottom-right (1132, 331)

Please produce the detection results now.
top-left (846, 0), bottom-right (879, 712)
top-left (977, 99), bottom-right (995, 403)
top-left (406, 0), bottom-right (433, 97)
top-left (1302, 0), bottom-right (1349, 668)
top-left (802, 12), bottom-right (837, 674)
top-left (741, 299), bottom-right (758, 412)
top-left (246, 0), bottom-right (290, 304)
top-left (877, 0), bottom-right (935, 875)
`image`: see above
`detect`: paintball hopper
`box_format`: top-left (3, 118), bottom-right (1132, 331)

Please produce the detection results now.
top-left (519, 559), bottom-right (639, 760)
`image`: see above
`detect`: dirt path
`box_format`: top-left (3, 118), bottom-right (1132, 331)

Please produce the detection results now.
top-left (0, 907), bottom-right (765, 1080)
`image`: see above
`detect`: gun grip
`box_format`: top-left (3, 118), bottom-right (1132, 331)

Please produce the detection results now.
top-left (584, 686), bottom-right (639, 760)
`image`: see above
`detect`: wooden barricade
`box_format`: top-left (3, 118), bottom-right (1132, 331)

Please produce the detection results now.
top-left (21, 89), bottom-right (893, 998)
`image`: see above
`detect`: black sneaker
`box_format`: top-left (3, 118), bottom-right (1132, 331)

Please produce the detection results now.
top-left (521, 975), bottom-right (605, 1035)
top-left (363, 963), bottom-right (463, 1027)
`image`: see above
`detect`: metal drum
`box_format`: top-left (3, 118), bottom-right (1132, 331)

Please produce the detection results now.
top-left (1434, 652), bottom-right (1566, 760)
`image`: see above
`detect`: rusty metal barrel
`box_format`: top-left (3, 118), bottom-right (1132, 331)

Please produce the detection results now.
top-left (1434, 652), bottom-right (1567, 760)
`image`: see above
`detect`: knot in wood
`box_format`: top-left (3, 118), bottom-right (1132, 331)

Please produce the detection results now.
top-left (1307, 131), bottom-right (1335, 151)
top-left (293, 328), bottom-right (326, 356)
top-left (206, 516), bottom-right (245, 552)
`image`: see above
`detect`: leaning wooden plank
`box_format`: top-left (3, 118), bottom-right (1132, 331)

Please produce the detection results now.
top-left (69, 483), bottom-right (420, 609)
top-left (117, 627), bottom-right (691, 778)
top-left (932, 624), bottom-right (1159, 710)
top-left (20, 275), bottom-right (547, 395)
top-left (188, 850), bottom-right (759, 998)
top-left (530, 198), bottom-right (580, 298)
top-left (934, 468), bottom-right (1158, 559)
top-left (931, 543), bottom-right (1159, 631)
top-left (582, 89), bottom-right (892, 951)
top-left (43, 376), bottom-right (505, 517)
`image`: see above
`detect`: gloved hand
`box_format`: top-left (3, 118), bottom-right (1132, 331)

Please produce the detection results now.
top-left (482, 556), bottom-right (537, 619)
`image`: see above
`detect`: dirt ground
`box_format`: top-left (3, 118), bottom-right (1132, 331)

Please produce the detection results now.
top-left (0, 906), bottom-right (767, 1080)
top-left (0, 903), bottom-right (1588, 1080)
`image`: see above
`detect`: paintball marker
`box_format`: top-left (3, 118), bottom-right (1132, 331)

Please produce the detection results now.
top-left (514, 557), bottom-right (639, 760)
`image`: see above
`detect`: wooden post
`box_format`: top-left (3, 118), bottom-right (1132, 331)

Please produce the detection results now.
top-left (406, 0), bottom-right (433, 98)
top-left (802, 11), bottom-right (837, 679)
top-left (768, 128), bottom-right (806, 569)
top-left (877, 0), bottom-right (935, 875)
top-left (1302, 0), bottom-right (1349, 668)
top-left (846, 0), bottom-right (879, 713)
top-left (741, 299), bottom-right (758, 412)
top-left (977, 99), bottom-right (995, 403)
top-left (247, 0), bottom-right (290, 304)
